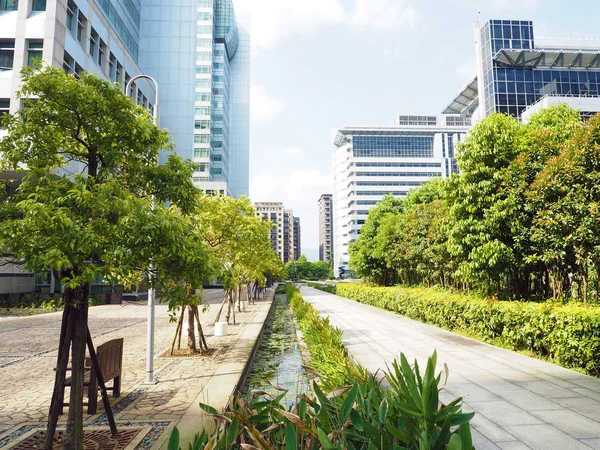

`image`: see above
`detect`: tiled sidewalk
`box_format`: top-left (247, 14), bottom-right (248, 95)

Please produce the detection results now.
top-left (300, 286), bottom-right (600, 450)
top-left (0, 288), bottom-right (275, 449)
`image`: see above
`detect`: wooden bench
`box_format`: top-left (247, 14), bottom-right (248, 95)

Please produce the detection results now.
top-left (64, 338), bottom-right (123, 415)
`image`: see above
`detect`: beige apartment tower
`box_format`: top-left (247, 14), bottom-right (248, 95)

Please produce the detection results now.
top-left (254, 202), bottom-right (295, 263)
top-left (318, 194), bottom-right (333, 262)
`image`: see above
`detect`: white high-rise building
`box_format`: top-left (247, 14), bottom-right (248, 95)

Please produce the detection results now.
top-left (332, 115), bottom-right (470, 277)
top-left (254, 202), bottom-right (296, 263)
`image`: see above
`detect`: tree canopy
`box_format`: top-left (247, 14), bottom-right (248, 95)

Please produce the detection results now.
top-left (348, 105), bottom-right (600, 303)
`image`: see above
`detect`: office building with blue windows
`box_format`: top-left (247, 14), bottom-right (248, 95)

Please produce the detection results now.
top-left (332, 116), bottom-right (470, 277)
top-left (445, 19), bottom-right (600, 121)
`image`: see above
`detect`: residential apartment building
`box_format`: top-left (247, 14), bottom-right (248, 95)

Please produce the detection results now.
top-left (283, 209), bottom-right (294, 263)
top-left (445, 19), bottom-right (600, 122)
top-left (293, 217), bottom-right (301, 260)
top-left (318, 194), bottom-right (333, 262)
top-left (332, 116), bottom-right (469, 277)
top-left (254, 202), bottom-right (297, 264)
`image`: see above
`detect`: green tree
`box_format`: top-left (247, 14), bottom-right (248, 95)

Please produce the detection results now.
top-left (349, 194), bottom-right (404, 285)
top-left (0, 67), bottom-right (196, 449)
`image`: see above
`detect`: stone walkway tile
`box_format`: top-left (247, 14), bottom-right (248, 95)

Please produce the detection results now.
top-left (445, 382), bottom-right (502, 402)
top-left (466, 373), bottom-right (522, 392)
top-left (497, 442), bottom-right (533, 450)
top-left (504, 424), bottom-right (594, 450)
top-left (470, 413), bottom-right (519, 443)
top-left (493, 389), bottom-right (563, 411)
top-left (512, 380), bottom-right (580, 399)
top-left (467, 400), bottom-right (543, 427)
top-left (531, 409), bottom-right (600, 439)
top-left (581, 438), bottom-right (600, 450)
top-left (571, 387), bottom-right (600, 402)
top-left (554, 397), bottom-right (600, 422)
top-left (492, 368), bottom-right (543, 384)
top-left (471, 429), bottom-right (501, 450)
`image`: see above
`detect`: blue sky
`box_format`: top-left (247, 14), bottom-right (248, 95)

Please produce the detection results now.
top-left (234, 0), bottom-right (600, 261)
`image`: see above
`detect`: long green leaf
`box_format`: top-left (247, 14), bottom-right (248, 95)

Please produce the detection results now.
top-left (167, 427), bottom-right (180, 450)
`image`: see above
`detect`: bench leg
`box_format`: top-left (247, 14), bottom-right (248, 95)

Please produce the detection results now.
top-left (113, 375), bottom-right (121, 398)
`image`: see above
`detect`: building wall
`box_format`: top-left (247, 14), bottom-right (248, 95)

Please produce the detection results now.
top-left (139, 0), bottom-right (196, 164)
top-left (254, 202), bottom-right (284, 262)
top-left (293, 217), bottom-right (301, 260)
top-left (318, 194), bottom-right (333, 262)
top-left (332, 118), bottom-right (469, 277)
top-left (283, 209), bottom-right (294, 263)
top-left (227, 12), bottom-right (250, 198)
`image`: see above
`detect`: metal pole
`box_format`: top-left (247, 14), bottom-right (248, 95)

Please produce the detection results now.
top-left (125, 75), bottom-right (159, 384)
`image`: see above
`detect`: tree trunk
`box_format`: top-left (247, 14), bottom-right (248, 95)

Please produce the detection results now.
top-left (170, 306), bottom-right (185, 355)
top-left (187, 304), bottom-right (196, 353)
top-left (62, 283), bottom-right (89, 450)
top-left (44, 305), bottom-right (72, 450)
top-left (194, 306), bottom-right (208, 351)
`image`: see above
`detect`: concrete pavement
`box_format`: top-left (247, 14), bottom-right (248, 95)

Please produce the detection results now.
top-left (300, 286), bottom-right (600, 450)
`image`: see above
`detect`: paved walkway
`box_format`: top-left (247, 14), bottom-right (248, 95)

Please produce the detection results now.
top-left (0, 288), bottom-right (275, 449)
top-left (300, 286), bottom-right (600, 450)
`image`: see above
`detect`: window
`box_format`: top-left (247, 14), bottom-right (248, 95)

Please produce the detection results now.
top-left (108, 52), bottom-right (116, 81)
top-left (198, 25), bottom-right (212, 34)
top-left (195, 93), bottom-right (211, 102)
top-left (27, 40), bottom-right (43, 67)
top-left (32, 0), bottom-right (46, 11)
top-left (197, 12), bottom-right (211, 21)
top-left (116, 62), bottom-right (123, 84)
top-left (0, 0), bottom-right (18, 11)
top-left (66, 2), bottom-right (75, 33)
top-left (196, 65), bottom-right (211, 74)
top-left (352, 135), bottom-right (434, 158)
top-left (0, 99), bottom-right (9, 128)
top-left (194, 148), bottom-right (209, 158)
top-left (197, 0), bottom-right (212, 6)
top-left (194, 120), bottom-right (210, 130)
top-left (63, 51), bottom-right (74, 74)
top-left (211, 128), bottom-right (223, 135)
top-left (77, 11), bottom-right (86, 43)
top-left (197, 38), bottom-right (211, 48)
top-left (0, 39), bottom-right (15, 71)
top-left (74, 62), bottom-right (83, 78)
top-left (196, 79), bottom-right (210, 89)
top-left (137, 90), bottom-right (143, 105)
top-left (197, 52), bottom-right (212, 61)
top-left (89, 28), bottom-right (98, 58)
top-left (97, 39), bottom-right (106, 69)
top-left (195, 106), bottom-right (210, 116)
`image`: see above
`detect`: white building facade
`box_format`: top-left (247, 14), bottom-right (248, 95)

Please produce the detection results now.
top-left (254, 201), bottom-right (296, 264)
top-left (332, 115), bottom-right (469, 277)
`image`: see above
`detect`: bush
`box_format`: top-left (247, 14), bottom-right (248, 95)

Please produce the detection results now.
top-left (307, 281), bottom-right (337, 294)
top-left (336, 283), bottom-right (600, 376)
top-left (286, 283), bottom-right (359, 391)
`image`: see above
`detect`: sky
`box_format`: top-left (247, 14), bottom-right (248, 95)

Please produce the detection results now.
top-left (233, 0), bottom-right (600, 261)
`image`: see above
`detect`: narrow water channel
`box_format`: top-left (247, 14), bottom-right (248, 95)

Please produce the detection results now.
top-left (242, 293), bottom-right (309, 406)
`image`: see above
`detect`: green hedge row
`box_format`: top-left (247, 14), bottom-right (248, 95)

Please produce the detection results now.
top-left (336, 283), bottom-right (600, 376)
top-left (286, 284), bottom-right (363, 391)
top-left (306, 281), bottom-right (337, 294)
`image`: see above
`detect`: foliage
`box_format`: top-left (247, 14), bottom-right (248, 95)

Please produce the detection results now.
top-left (347, 105), bottom-right (600, 302)
top-left (307, 282), bottom-right (337, 294)
top-left (287, 284), bottom-right (361, 391)
top-left (167, 290), bottom-right (474, 449)
top-left (285, 256), bottom-right (332, 281)
top-left (336, 283), bottom-right (600, 376)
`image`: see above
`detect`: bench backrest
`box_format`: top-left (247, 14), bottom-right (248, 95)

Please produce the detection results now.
top-left (95, 338), bottom-right (123, 381)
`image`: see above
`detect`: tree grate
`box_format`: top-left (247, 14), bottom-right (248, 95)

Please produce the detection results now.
top-left (12, 428), bottom-right (142, 450)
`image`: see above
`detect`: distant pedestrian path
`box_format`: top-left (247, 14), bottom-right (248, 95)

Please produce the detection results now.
top-left (300, 286), bottom-right (600, 450)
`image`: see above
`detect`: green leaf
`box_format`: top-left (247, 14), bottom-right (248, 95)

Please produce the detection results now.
top-left (285, 422), bottom-right (298, 450)
top-left (167, 427), bottom-right (180, 450)
top-left (317, 427), bottom-right (333, 449)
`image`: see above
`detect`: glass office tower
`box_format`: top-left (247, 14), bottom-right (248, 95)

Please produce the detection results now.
top-left (446, 19), bottom-right (600, 121)
top-left (141, 0), bottom-right (250, 197)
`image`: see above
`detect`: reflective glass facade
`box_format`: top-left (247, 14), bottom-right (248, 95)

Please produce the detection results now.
top-left (95, 0), bottom-right (140, 59)
top-left (480, 20), bottom-right (600, 119)
top-left (352, 135), bottom-right (434, 158)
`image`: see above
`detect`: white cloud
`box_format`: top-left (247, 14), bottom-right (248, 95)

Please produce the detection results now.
top-left (455, 59), bottom-right (476, 81)
top-left (352, 0), bottom-right (418, 30)
top-left (250, 84), bottom-right (285, 123)
top-left (234, 0), bottom-right (345, 51)
top-left (281, 147), bottom-right (305, 159)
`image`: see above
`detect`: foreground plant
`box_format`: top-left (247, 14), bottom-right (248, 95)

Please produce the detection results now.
top-left (168, 351), bottom-right (474, 450)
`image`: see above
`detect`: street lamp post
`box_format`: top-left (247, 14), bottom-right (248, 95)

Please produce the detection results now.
top-left (125, 75), bottom-right (159, 385)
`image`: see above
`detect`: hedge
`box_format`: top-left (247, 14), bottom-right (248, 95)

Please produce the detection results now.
top-left (306, 281), bottom-right (336, 294)
top-left (336, 283), bottom-right (600, 376)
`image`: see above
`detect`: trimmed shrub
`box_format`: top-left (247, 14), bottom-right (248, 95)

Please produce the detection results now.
top-left (307, 281), bottom-right (337, 294)
top-left (336, 283), bottom-right (600, 376)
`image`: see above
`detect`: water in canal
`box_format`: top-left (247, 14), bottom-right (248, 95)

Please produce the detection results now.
top-left (242, 293), bottom-right (309, 406)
